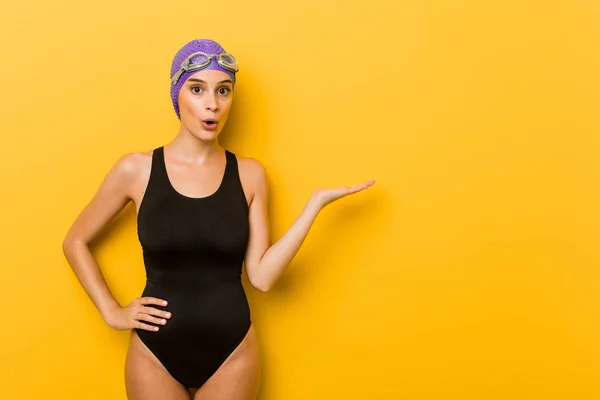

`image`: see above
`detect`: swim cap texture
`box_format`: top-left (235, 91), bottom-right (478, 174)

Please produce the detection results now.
top-left (170, 39), bottom-right (236, 119)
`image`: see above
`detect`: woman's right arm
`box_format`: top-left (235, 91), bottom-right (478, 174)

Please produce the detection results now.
top-left (62, 153), bottom-right (170, 332)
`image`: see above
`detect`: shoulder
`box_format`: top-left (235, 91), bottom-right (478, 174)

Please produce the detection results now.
top-left (236, 155), bottom-right (267, 180)
top-left (110, 149), bottom-right (153, 180)
top-left (100, 149), bottom-right (154, 200)
top-left (234, 154), bottom-right (268, 199)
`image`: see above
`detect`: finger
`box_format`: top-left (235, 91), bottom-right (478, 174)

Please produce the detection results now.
top-left (137, 312), bottom-right (168, 326)
top-left (354, 181), bottom-right (375, 191)
top-left (135, 321), bottom-right (161, 332)
top-left (347, 185), bottom-right (366, 193)
top-left (138, 297), bottom-right (168, 306)
top-left (142, 306), bottom-right (172, 319)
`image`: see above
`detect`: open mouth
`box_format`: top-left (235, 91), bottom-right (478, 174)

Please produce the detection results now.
top-left (202, 119), bottom-right (218, 130)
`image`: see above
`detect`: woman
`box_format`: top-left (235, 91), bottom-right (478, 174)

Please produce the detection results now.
top-left (62, 39), bottom-right (375, 400)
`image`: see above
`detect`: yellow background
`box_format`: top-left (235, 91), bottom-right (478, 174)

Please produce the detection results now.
top-left (1, 0), bottom-right (599, 398)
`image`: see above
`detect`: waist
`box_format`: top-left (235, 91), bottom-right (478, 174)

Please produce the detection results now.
top-left (145, 273), bottom-right (242, 287)
top-left (144, 261), bottom-right (243, 286)
top-left (140, 277), bottom-right (250, 321)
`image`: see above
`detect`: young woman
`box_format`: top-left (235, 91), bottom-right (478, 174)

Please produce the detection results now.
top-left (62, 39), bottom-right (375, 400)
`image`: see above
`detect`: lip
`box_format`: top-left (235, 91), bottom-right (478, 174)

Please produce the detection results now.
top-left (201, 119), bottom-right (218, 131)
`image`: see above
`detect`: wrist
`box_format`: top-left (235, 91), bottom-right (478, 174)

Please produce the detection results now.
top-left (306, 194), bottom-right (324, 213)
top-left (100, 301), bottom-right (121, 322)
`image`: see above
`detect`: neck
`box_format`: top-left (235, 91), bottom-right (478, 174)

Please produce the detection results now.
top-left (165, 131), bottom-right (223, 163)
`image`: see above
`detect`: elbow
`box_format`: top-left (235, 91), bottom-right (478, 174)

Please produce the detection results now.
top-left (62, 234), bottom-right (85, 257)
top-left (250, 277), bottom-right (272, 293)
top-left (62, 232), bottom-right (76, 251)
top-left (246, 262), bottom-right (275, 292)
top-left (62, 237), bottom-right (73, 255)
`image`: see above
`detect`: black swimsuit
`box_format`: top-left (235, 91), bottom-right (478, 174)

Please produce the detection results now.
top-left (135, 145), bottom-right (251, 388)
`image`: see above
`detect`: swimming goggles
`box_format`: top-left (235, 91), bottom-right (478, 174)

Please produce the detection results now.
top-left (170, 52), bottom-right (239, 86)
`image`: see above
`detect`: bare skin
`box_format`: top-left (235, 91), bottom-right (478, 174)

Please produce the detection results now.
top-left (62, 68), bottom-right (375, 399)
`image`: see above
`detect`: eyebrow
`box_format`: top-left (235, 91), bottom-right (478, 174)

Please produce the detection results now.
top-left (187, 78), bottom-right (233, 84)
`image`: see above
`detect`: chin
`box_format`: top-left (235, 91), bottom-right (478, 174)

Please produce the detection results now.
top-left (194, 129), bottom-right (220, 141)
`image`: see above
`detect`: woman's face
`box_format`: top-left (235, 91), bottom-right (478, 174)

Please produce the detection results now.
top-left (177, 69), bottom-right (234, 140)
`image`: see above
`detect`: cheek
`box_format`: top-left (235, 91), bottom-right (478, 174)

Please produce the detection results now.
top-left (219, 96), bottom-right (234, 112)
top-left (179, 92), bottom-right (202, 118)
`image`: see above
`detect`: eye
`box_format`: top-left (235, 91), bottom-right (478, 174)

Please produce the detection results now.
top-left (218, 87), bottom-right (231, 95)
top-left (191, 86), bottom-right (203, 94)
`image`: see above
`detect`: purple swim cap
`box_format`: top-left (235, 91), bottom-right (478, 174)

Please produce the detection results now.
top-left (170, 39), bottom-right (237, 119)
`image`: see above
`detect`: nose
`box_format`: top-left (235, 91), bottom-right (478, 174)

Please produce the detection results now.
top-left (204, 92), bottom-right (219, 112)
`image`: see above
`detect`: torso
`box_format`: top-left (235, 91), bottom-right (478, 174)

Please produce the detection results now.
top-left (127, 144), bottom-right (259, 389)
top-left (128, 147), bottom-right (254, 214)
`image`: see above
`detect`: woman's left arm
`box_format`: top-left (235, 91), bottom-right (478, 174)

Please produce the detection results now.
top-left (241, 158), bottom-right (374, 292)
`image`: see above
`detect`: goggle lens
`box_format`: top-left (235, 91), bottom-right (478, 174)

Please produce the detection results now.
top-left (188, 53), bottom-right (210, 69)
top-left (218, 54), bottom-right (236, 66)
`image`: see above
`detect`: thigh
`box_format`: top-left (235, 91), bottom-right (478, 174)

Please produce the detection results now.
top-left (125, 329), bottom-right (191, 400)
top-left (193, 325), bottom-right (262, 400)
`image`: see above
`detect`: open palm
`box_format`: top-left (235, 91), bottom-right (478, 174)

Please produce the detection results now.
top-left (313, 179), bottom-right (376, 208)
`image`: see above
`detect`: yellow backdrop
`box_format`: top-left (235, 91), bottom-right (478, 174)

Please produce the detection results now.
top-left (1, 0), bottom-right (599, 398)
